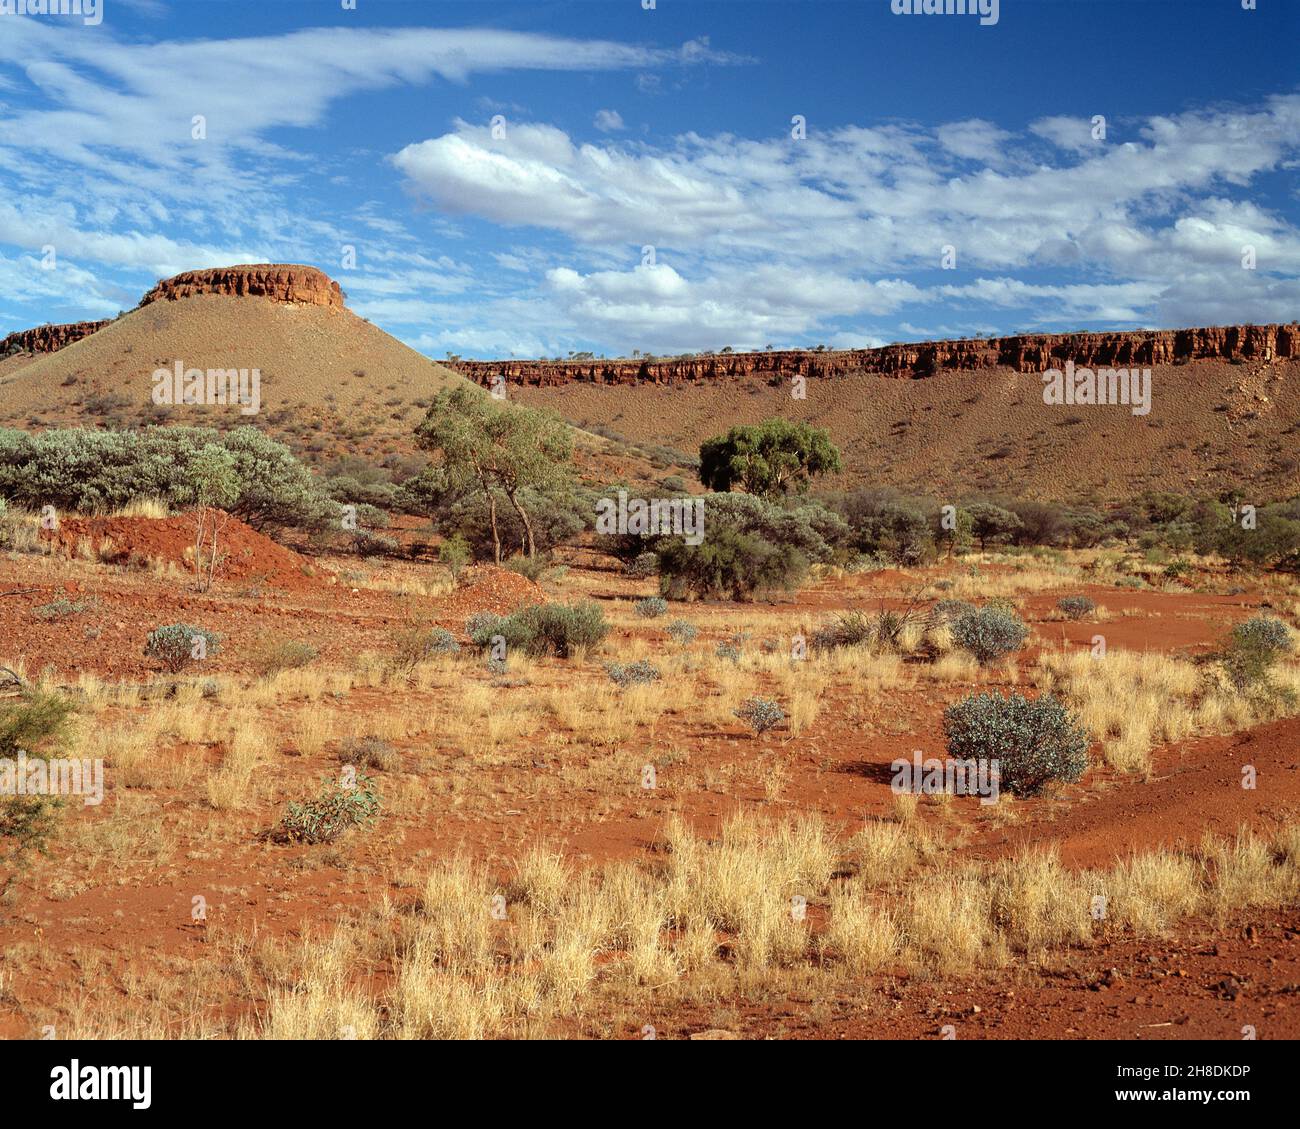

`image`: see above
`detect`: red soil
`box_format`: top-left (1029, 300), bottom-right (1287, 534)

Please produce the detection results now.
top-left (437, 565), bottom-right (548, 624)
top-left (44, 513), bottom-right (327, 591)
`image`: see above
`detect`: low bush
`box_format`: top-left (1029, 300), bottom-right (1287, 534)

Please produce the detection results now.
top-left (0, 692), bottom-right (75, 884)
top-left (734, 697), bottom-right (785, 735)
top-left (468, 602), bottom-right (607, 658)
top-left (268, 774), bottom-right (380, 844)
top-left (1056, 596), bottom-right (1096, 620)
top-left (337, 737), bottom-right (399, 772)
top-left (503, 555), bottom-right (549, 583)
top-left (634, 596), bottom-right (668, 619)
top-left (950, 607), bottom-right (1028, 664)
top-left (1231, 615), bottom-right (1292, 656)
top-left (250, 638), bottom-right (319, 678)
top-left (657, 527), bottom-right (809, 601)
top-left (605, 660), bottom-right (661, 688)
top-left (665, 619), bottom-right (698, 646)
top-left (392, 626), bottom-right (461, 669)
top-left (810, 611), bottom-right (873, 652)
top-left (1218, 615), bottom-right (1295, 695)
top-left (144, 624), bottom-right (221, 673)
top-left (943, 692), bottom-right (1089, 797)
top-left (626, 551), bottom-right (659, 579)
top-left (438, 534), bottom-right (472, 580)
top-left (32, 597), bottom-right (96, 621)
top-left (932, 599), bottom-right (976, 623)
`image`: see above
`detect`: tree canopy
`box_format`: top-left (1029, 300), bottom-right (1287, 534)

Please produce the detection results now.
top-left (698, 418), bottom-right (841, 499)
top-left (414, 385), bottom-right (573, 562)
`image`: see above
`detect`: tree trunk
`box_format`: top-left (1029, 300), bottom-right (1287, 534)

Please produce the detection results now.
top-left (486, 489), bottom-right (501, 564)
top-left (470, 454), bottom-right (501, 565)
top-left (206, 512), bottom-right (223, 592)
top-left (504, 487), bottom-right (536, 558)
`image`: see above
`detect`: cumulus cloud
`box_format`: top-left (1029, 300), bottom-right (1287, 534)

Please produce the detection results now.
top-left (593, 109), bottom-right (625, 133)
top-left (387, 96), bottom-right (1300, 350)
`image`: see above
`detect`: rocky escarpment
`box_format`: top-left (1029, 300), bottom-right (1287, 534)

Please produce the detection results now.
top-left (1, 266), bottom-right (347, 358)
top-left (456, 323), bottom-right (1300, 388)
top-left (139, 264), bottom-right (345, 311)
top-left (0, 320), bottom-right (111, 357)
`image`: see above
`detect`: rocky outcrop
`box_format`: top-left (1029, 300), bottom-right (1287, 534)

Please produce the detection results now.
top-left (139, 264), bottom-right (346, 310)
top-left (0, 320), bottom-right (110, 357)
top-left (455, 324), bottom-right (1300, 388)
top-left (1, 265), bottom-right (347, 359)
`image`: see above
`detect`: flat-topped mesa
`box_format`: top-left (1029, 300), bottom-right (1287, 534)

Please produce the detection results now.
top-left (456, 323), bottom-right (1300, 388)
top-left (0, 320), bottom-right (111, 356)
top-left (139, 264), bottom-right (346, 311)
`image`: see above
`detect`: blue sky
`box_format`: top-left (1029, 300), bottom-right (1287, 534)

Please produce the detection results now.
top-left (0, 0), bottom-right (1296, 358)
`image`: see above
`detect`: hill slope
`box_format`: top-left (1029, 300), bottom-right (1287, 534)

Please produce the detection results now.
top-left (0, 265), bottom-right (631, 480)
top-left (454, 333), bottom-right (1300, 502)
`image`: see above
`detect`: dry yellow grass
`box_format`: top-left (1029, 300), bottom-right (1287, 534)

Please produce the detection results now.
top-left (24, 799), bottom-right (1300, 1038)
top-left (1036, 647), bottom-right (1300, 773)
top-left (205, 713), bottom-right (268, 810)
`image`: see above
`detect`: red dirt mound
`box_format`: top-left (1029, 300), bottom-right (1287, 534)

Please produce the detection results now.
top-left (45, 513), bottom-right (327, 591)
top-left (439, 566), bottom-right (548, 623)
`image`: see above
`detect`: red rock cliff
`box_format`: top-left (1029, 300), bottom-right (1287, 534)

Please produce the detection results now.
top-left (139, 264), bottom-right (346, 310)
top-left (454, 323), bottom-right (1300, 388)
top-left (0, 320), bottom-right (111, 356)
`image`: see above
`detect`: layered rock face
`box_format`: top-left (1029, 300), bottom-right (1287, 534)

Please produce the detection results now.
top-left (457, 324), bottom-right (1300, 388)
top-left (139, 265), bottom-right (346, 310)
top-left (0, 320), bottom-right (111, 356)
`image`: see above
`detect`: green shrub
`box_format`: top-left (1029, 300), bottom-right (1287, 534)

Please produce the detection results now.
top-left (734, 696), bottom-right (785, 735)
top-left (352, 530), bottom-right (400, 557)
top-left (950, 607), bottom-right (1028, 664)
top-left (0, 692), bottom-right (75, 760)
top-left (438, 534), bottom-right (472, 580)
top-left (144, 624), bottom-right (221, 673)
top-left (943, 692), bottom-right (1089, 797)
top-left (469, 602), bottom-right (607, 658)
top-left (810, 610), bottom-right (874, 652)
top-left (626, 551), bottom-right (659, 579)
top-left (932, 599), bottom-right (977, 623)
top-left (1230, 615), bottom-right (1292, 656)
top-left (0, 692), bottom-right (75, 883)
top-left (665, 619), bottom-right (698, 646)
top-left (1219, 615), bottom-right (1294, 694)
top-left (657, 527), bottom-right (808, 601)
top-left (268, 773), bottom-right (380, 844)
top-left (391, 626), bottom-right (460, 669)
top-left (0, 426), bottom-right (336, 531)
top-left (1056, 596), bottom-right (1096, 620)
top-left (634, 596), bottom-right (668, 619)
top-left (503, 555), bottom-right (549, 582)
top-left (32, 597), bottom-right (96, 621)
top-left (605, 660), bottom-right (661, 688)
top-left (0, 796), bottom-right (62, 883)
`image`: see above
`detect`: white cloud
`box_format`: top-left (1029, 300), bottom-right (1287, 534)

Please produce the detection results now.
top-left (386, 97), bottom-right (1300, 350)
top-left (594, 109), bottom-right (625, 133)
